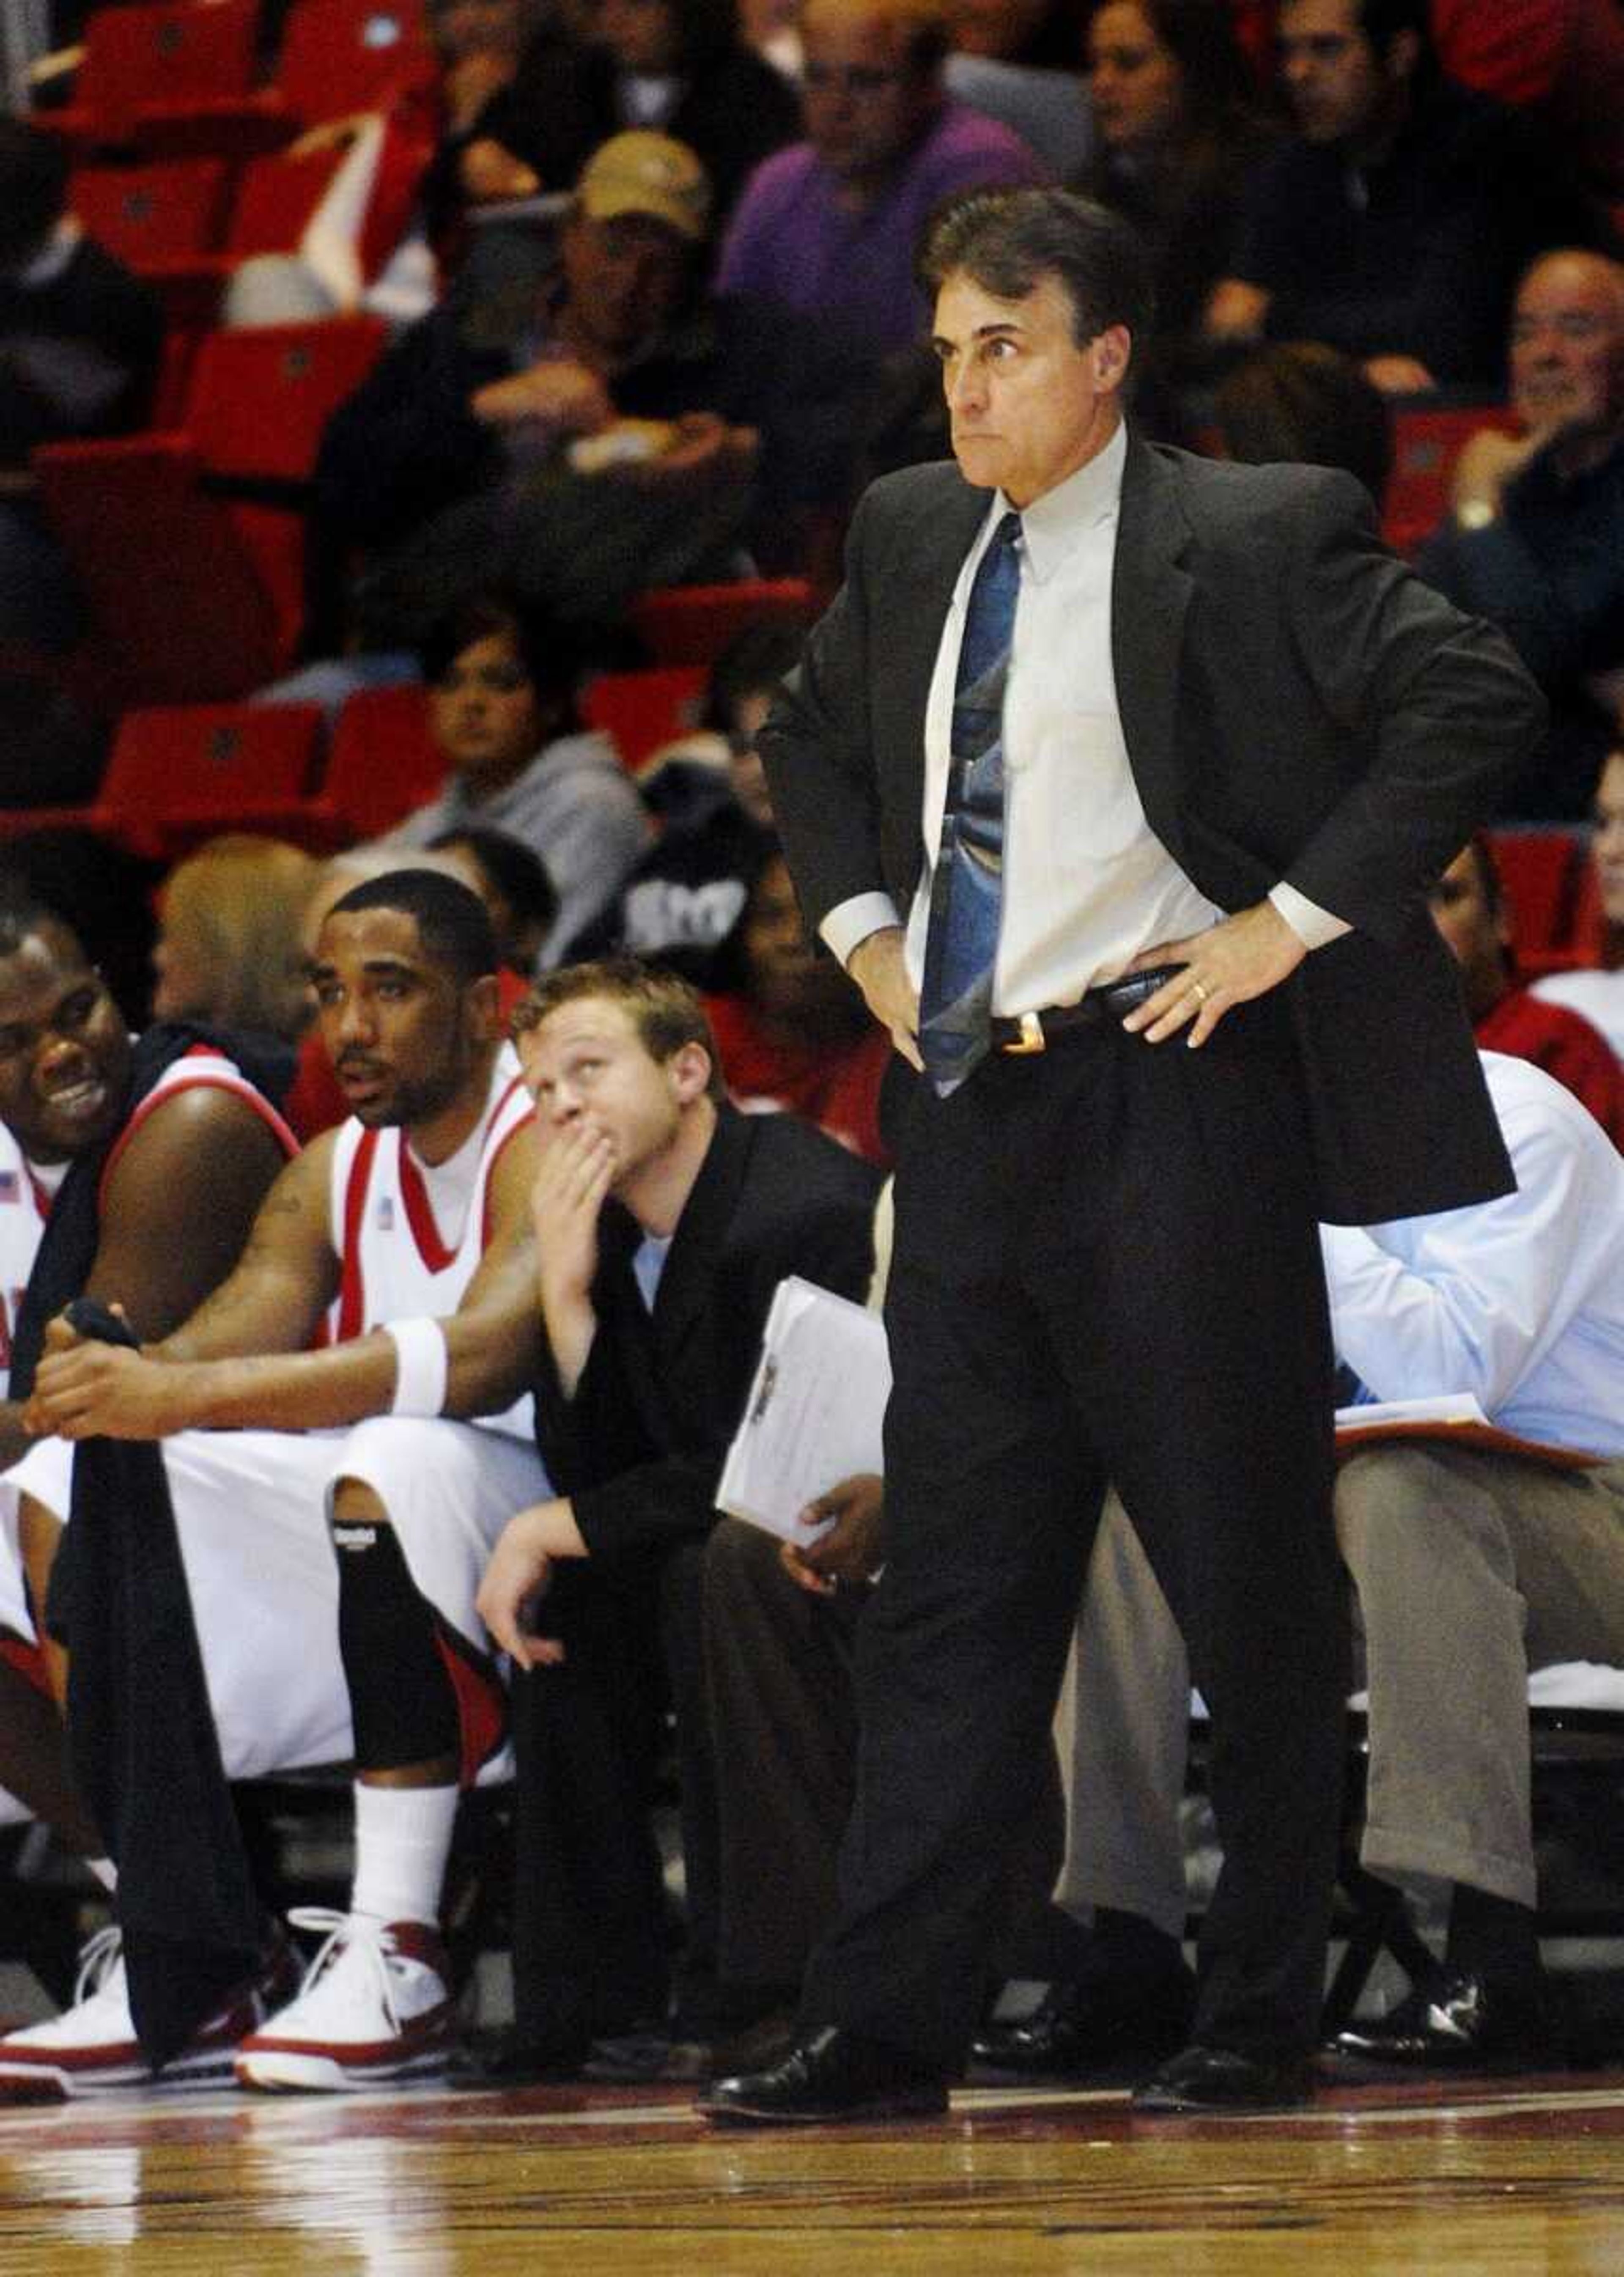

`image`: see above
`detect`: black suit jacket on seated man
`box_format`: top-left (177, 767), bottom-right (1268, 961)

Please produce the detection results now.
top-left (738, 398), bottom-right (1544, 2112)
top-left (512, 1102), bottom-right (879, 2054)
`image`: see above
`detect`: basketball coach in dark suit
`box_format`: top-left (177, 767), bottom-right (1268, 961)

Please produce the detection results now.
top-left (702, 187), bottom-right (1546, 2124)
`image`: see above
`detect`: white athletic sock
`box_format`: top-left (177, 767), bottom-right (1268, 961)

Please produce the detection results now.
top-left (349, 1783), bottom-right (458, 1930)
top-left (87, 1857), bottom-right (117, 1892)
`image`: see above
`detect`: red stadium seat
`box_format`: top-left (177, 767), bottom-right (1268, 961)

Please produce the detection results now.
top-left (582, 667), bottom-right (708, 771)
top-left (44, 0), bottom-right (262, 154)
top-left (85, 701), bottom-right (327, 860)
top-left (272, 0), bottom-right (436, 128)
top-left (70, 156), bottom-right (236, 335)
top-left (33, 433), bottom-right (290, 704)
top-left (1568, 857), bottom-right (1606, 963)
top-left (132, 0), bottom-right (438, 159)
top-left (1487, 828), bottom-right (1583, 961)
top-left (32, 319), bottom-right (389, 706)
top-left (186, 316), bottom-right (390, 483)
top-left (629, 581), bottom-right (814, 667)
top-left (315, 683), bottom-right (447, 842)
top-left (70, 158), bottom-right (233, 263)
top-left (1382, 402), bottom-right (1520, 559)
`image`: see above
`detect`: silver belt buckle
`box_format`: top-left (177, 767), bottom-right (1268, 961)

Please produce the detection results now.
top-left (1002, 1010), bottom-right (1047, 1055)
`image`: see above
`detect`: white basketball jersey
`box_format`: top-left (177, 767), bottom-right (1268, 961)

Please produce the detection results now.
top-left (326, 1045), bottom-right (533, 1434)
top-left (99, 1045), bottom-right (300, 1203)
top-left (0, 1123), bottom-right (50, 1398)
top-left (0, 1045), bottom-right (298, 1398)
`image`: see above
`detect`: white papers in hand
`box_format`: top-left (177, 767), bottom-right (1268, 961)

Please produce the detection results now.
top-left (716, 1276), bottom-right (891, 1545)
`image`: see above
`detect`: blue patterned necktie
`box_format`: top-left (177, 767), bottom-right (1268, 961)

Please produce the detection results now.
top-left (919, 509), bottom-right (1023, 1089)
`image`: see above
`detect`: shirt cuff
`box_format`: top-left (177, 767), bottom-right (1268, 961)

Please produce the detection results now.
top-left (821, 892), bottom-right (903, 970)
top-left (1270, 882), bottom-right (1351, 951)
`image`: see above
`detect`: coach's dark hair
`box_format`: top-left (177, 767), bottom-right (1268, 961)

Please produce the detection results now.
top-left (323, 869), bottom-right (499, 988)
top-left (512, 955), bottom-right (727, 1102)
top-left (917, 187), bottom-right (1156, 348)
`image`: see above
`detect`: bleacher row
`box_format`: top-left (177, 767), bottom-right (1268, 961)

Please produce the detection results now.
top-left (12, 0), bottom-right (1534, 882)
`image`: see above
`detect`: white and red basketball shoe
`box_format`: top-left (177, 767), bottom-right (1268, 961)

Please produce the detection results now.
top-left (0, 1923), bottom-right (299, 2098)
top-left (234, 1909), bottom-right (456, 2092)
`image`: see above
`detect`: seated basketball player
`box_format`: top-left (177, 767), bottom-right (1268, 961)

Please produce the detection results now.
top-left (4, 871), bottom-right (545, 2096)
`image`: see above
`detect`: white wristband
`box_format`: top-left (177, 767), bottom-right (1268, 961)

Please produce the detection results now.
top-left (384, 1318), bottom-right (448, 1417)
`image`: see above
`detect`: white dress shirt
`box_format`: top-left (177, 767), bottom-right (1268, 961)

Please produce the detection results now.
top-left (822, 421), bottom-right (1346, 1002)
top-left (1322, 1052), bottom-right (1624, 1457)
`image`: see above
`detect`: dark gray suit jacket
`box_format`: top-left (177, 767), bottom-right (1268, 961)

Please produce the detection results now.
top-left (762, 437), bottom-right (1547, 1224)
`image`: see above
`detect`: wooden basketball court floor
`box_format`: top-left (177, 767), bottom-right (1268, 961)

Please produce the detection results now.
top-left (0, 2066), bottom-right (1622, 2274)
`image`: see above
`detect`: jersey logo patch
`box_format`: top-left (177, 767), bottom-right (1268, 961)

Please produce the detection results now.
top-left (0, 1173), bottom-right (18, 1203)
top-left (376, 1198), bottom-right (395, 1231)
top-left (332, 1524), bottom-right (378, 1552)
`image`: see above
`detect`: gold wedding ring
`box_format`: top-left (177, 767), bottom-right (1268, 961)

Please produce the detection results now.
top-left (1189, 979), bottom-right (1210, 1006)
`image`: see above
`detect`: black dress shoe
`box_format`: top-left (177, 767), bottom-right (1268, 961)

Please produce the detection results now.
top-left (1132, 2042), bottom-right (1316, 2114)
top-left (973, 1969), bottom-right (1195, 2078)
top-left (1330, 1967), bottom-right (1567, 2071)
top-left (697, 2026), bottom-right (949, 2126)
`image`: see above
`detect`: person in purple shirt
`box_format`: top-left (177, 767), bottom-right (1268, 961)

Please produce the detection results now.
top-left (716, 0), bottom-right (1048, 537)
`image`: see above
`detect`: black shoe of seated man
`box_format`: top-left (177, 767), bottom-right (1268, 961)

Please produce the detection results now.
top-left (972, 1966), bottom-right (1196, 2078)
top-left (1330, 1966), bottom-right (1569, 2071)
top-left (1132, 2042), bottom-right (1316, 2114)
top-left (450, 2024), bottom-right (594, 2087)
top-left (698, 2025), bottom-right (949, 2125)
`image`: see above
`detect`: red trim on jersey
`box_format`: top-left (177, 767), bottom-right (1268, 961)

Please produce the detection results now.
top-left (336, 1128), bottom-right (380, 1344)
top-left (24, 1169), bottom-right (53, 1222)
top-left (479, 1078), bottom-right (532, 1251)
top-left (97, 1048), bottom-right (299, 1210)
top-left (433, 1621), bottom-right (507, 1785)
top-left (397, 1143), bottom-right (457, 1277)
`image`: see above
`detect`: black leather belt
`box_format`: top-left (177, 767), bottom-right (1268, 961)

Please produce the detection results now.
top-left (989, 967), bottom-right (1184, 1055)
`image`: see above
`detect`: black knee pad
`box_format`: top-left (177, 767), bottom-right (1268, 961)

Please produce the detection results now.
top-left (333, 1511), bottom-right (460, 1773)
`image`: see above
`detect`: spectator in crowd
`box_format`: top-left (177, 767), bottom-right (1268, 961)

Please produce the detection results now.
top-left (1448, 250), bottom-right (1624, 530)
top-left (311, 132), bottom-right (760, 651)
top-left (1419, 252), bottom-right (1624, 819)
top-left (469, 961), bottom-right (878, 2079)
top-left (1077, 0), bottom-right (1278, 402)
top-left (1211, 338), bottom-right (1393, 503)
top-left (438, 0), bottom-right (802, 244)
top-left (379, 593), bottom-right (651, 965)
top-left (1429, 834), bottom-right (1621, 1142)
top-left (0, 119), bottom-right (163, 649)
top-left (989, 1049), bottom-right (1624, 2079)
top-left (1531, 744), bottom-right (1624, 1055)
top-left (941, 0), bottom-right (1095, 177)
top-left (716, 0), bottom-right (1050, 525)
top-left (418, 0), bottom-right (568, 248)
top-left (580, 618), bottom-right (801, 985)
top-left (151, 836), bottom-right (321, 1051)
top-left (426, 822), bottom-right (560, 975)
top-left (1205, 0), bottom-right (1569, 396)
top-left (705, 843), bottom-right (892, 1164)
